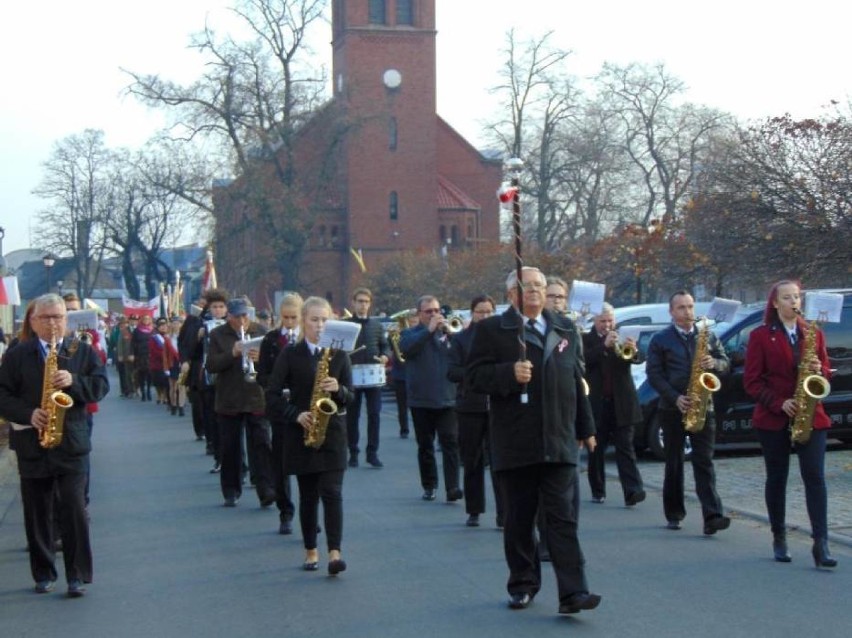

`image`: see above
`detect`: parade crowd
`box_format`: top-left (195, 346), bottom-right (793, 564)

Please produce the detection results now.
top-left (0, 273), bottom-right (838, 616)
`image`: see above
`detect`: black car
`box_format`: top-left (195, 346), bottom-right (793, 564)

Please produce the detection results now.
top-left (635, 292), bottom-right (852, 459)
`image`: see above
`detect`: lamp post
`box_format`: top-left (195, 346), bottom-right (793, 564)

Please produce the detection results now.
top-left (42, 254), bottom-right (55, 295)
top-left (56, 279), bottom-right (64, 296)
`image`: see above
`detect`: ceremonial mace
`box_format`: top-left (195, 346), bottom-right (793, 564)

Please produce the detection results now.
top-left (498, 157), bottom-right (528, 404)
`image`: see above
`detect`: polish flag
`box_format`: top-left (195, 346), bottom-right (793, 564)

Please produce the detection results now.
top-left (0, 276), bottom-right (21, 305)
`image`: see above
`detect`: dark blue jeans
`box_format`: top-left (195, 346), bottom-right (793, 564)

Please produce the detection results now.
top-left (346, 386), bottom-right (382, 457)
top-left (755, 427), bottom-right (828, 539)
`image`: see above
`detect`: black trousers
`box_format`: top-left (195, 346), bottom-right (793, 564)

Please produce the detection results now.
top-left (410, 407), bottom-right (460, 493)
top-left (393, 380), bottom-right (409, 434)
top-left (755, 427), bottom-right (828, 539)
top-left (457, 410), bottom-right (501, 519)
top-left (346, 386), bottom-right (383, 458)
top-left (586, 398), bottom-right (644, 502)
top-left (296, 470), bottom-right (344, 552)
top-left (20, 472), bottom-right (92, 584)
top-left (116, 360), bottom-right (130, 396)
top-left (271, 423), bottom-right (295, 523)
top-left (659, 408), bottom-right (724, 522)
top-left (217, 413), bottom-right (273, 502)
top-left (187, 388), bottom-right (205, 439)
top-left (498, 463), bottom-right (589, 603)
top-left (201, 387), bottom-right (220, 462)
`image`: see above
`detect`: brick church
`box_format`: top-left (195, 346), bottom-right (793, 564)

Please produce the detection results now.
top-left (213, 0), bottom-right (502, 309)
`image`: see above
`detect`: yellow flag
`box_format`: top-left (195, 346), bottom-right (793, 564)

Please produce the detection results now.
top-left (350, 247), bottom-right (367, 273)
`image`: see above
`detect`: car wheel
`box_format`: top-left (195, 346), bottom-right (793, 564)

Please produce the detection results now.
top-left (646, 413), bottom-right (693, 461)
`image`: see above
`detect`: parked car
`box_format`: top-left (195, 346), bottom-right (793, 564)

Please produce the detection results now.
top-left (634, 292), bottom-right (852, 459)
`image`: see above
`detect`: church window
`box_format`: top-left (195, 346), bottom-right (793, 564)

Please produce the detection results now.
top-left (396, 0), bottom-right (414, 25)
top-left (389, 117), bottom-right (398, 151)
top-left (389, 191), bottom-right (399, 220)
top-left (369, 0), bottom-right (387, 24)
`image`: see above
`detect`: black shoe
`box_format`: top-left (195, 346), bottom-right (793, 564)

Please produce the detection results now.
top-left (279, 520), bottom-right (293, 535)
top-left (508, 592), bottom-right (533, 610)
top-left (591, 495), bottom-right (606, 504)
top-left (466, 514), bottom-right (480, 527)
top-left (67, 579), bottom-right (86, 598)
top-left (400, 430), bottom-right (409, 439)
top-left (812, 539), bottom-right (838, 568)
top-left (224, 496), bottom-right (239, 507)
top-left (303, 560), bottom-right (319, 571)
top-left (34, 580), bottom-right (55, 594)
top-left (328, 559), bottom-right (347, 576)
top-left (703, 515), bottom-right (731, 535)
top-left (625, 490), bottom-right (646, 507)
top-left (422, 489), bottom-right (436, 501)
top-left (210, 462), bottom-right (221, 474)
top-left (558, 592), bottom-right (602, 615)
top-left (196, 435), bottom-right (205, 441)
top-left (773, 532), bottom-right (791, 563)
top-left (348, 456), bottom-right (358, 468)
top-left (666, 520), bottom-right (682, 530)
top-left (259, 491), bottom-right (276, 509)
top-left (447, 488), bottom-right (463, 502)
top-left (366, 455), bottom-right (384, 468)
top-left (54, 538), bottom-right (63, 552)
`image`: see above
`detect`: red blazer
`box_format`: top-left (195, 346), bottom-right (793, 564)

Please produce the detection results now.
top-left (743, 322), bottom-right (831, 431)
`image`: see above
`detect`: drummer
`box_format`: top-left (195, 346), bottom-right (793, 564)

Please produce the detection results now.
top-left (344, 288), bottom-right (391, 469)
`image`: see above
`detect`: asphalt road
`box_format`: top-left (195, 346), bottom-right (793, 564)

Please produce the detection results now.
top-left (1, 374), bottom-right (851, 637)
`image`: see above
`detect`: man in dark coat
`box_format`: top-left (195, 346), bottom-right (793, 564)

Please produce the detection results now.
top-left (582, 303), bottom-right (645, 506)
top-left (467, 267), bottom-right (601, 616)
top-left (646, 290), bottom-right (730, 534)
top-left (206, 299), bottom-right (274, 508)
top-left (0, 293), bottom-right (109, 597)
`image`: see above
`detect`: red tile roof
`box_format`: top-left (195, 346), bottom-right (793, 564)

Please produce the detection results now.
top-left (437, 175), bottom-right (480, 211)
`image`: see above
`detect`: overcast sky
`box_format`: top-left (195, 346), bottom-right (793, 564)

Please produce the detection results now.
top-left (1, 0), bottom-right (848, 255)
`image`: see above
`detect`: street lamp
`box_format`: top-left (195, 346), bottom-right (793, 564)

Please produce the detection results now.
top-left (42, 254), bottom-right (55, 294)
top-left (56, 279), bottom-right (64, 295)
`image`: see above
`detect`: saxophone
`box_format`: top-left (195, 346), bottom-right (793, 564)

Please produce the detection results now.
top-left (790, 313), bottom-right (831, 444)
top-left (39, 330), bottom-right (75, 449)
top-left (683, 319), bottom-right (721, 433)
top-left (304, 347), bottom-right (338, 449)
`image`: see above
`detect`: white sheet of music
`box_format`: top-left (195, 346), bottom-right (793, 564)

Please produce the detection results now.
top-left (706, 297), bottom-right (741, 323)
top-left (568, 280), bottom-right (606, 317)
top-left (235, 336), bottom-right (264, 352)
top-left (804, 292), bottom-right (843, 323)
top-left (67, 309), bottom-right (99, 332)
top-left (319, 320), bottom-right (361, 351)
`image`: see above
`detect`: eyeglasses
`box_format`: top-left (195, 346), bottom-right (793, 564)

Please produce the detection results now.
top-left (546, 294), bottom-right (566, 300)
top-left (519, 282), bottom-right (546, 291)
top-left (472, 309), bottom-right (493, 315)
top-left (421, 308), bottom-right (441, 315)
top-left (37, 314), bottom-right (66, 322)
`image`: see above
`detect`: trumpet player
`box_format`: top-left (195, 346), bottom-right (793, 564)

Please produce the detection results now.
top-left (582, 304), bottom-right (646, 507)
top-left (743, 280), bottom-right (835, 567)
top-left (205, 299), bottom-right (275, 509)
top-left (0, 294), bottom-right (108, 597)
top-left (646, 290), bottom-right (730, 535)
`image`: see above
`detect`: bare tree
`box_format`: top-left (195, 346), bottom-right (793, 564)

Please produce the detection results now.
top-left (32, 129), bottom-right (112, 298)
top-left (597, 63), bottom-right (733, 226)
top-left (124, 0), bottom-right (329, 293)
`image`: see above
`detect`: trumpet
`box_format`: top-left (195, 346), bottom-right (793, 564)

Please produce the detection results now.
top-left (439, 306), bottom-right (464, 334)
top-left (608, 331), bottom-right (637, 361)
top-left (240, 326), bottom-right (258, 383)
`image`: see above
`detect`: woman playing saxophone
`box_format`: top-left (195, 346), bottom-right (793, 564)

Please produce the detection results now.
top-left (743, 280), bottom-right (836, 568)
top-left (264, 296), bottom-right (353, 575)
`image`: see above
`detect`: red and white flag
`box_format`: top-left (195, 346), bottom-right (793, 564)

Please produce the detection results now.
top-left (496, 182), bottom-right (518, 210)
top-left (121, 294), bottom-right (159, 318)
top-left (201, 250), bottom-right (218, 291)
top-left (0, 276), bottom-right (21, 306)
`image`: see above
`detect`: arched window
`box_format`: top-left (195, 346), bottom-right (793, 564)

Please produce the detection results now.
top-left (396, 0), bottom-right (414, 25)
top-left (369, 0), bottom-right (386, 24)
top-left (451, 225), bottom-right (460, 246)
top-left (389, 191), bottom-right (399, 220)
top-left (439, 225), bottom-right (447, 243)
top-left (389, 117), bottom-right (398, 151)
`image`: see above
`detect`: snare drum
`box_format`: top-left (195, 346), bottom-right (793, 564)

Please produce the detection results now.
top-left (351, 363), bottom-right (386, 388)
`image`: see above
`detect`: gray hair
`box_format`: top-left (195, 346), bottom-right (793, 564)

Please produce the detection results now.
top-left (33, 293), bottom-right (65, 313)
top-left (596, 302), bottom-right (615, 318)
top-left (505, 267), bottom-right (545, 292)
top-left (546, 275), bottom-right (568, 291)
top-left (416, 295), bottom-right (438, 311)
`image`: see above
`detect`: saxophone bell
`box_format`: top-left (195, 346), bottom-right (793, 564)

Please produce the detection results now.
top-left (790, 310), bottom-right (831, 444)
top-left (39, 329), bottom-right (75, 449)
top-left (683, 317), bottom-right (721, 433)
